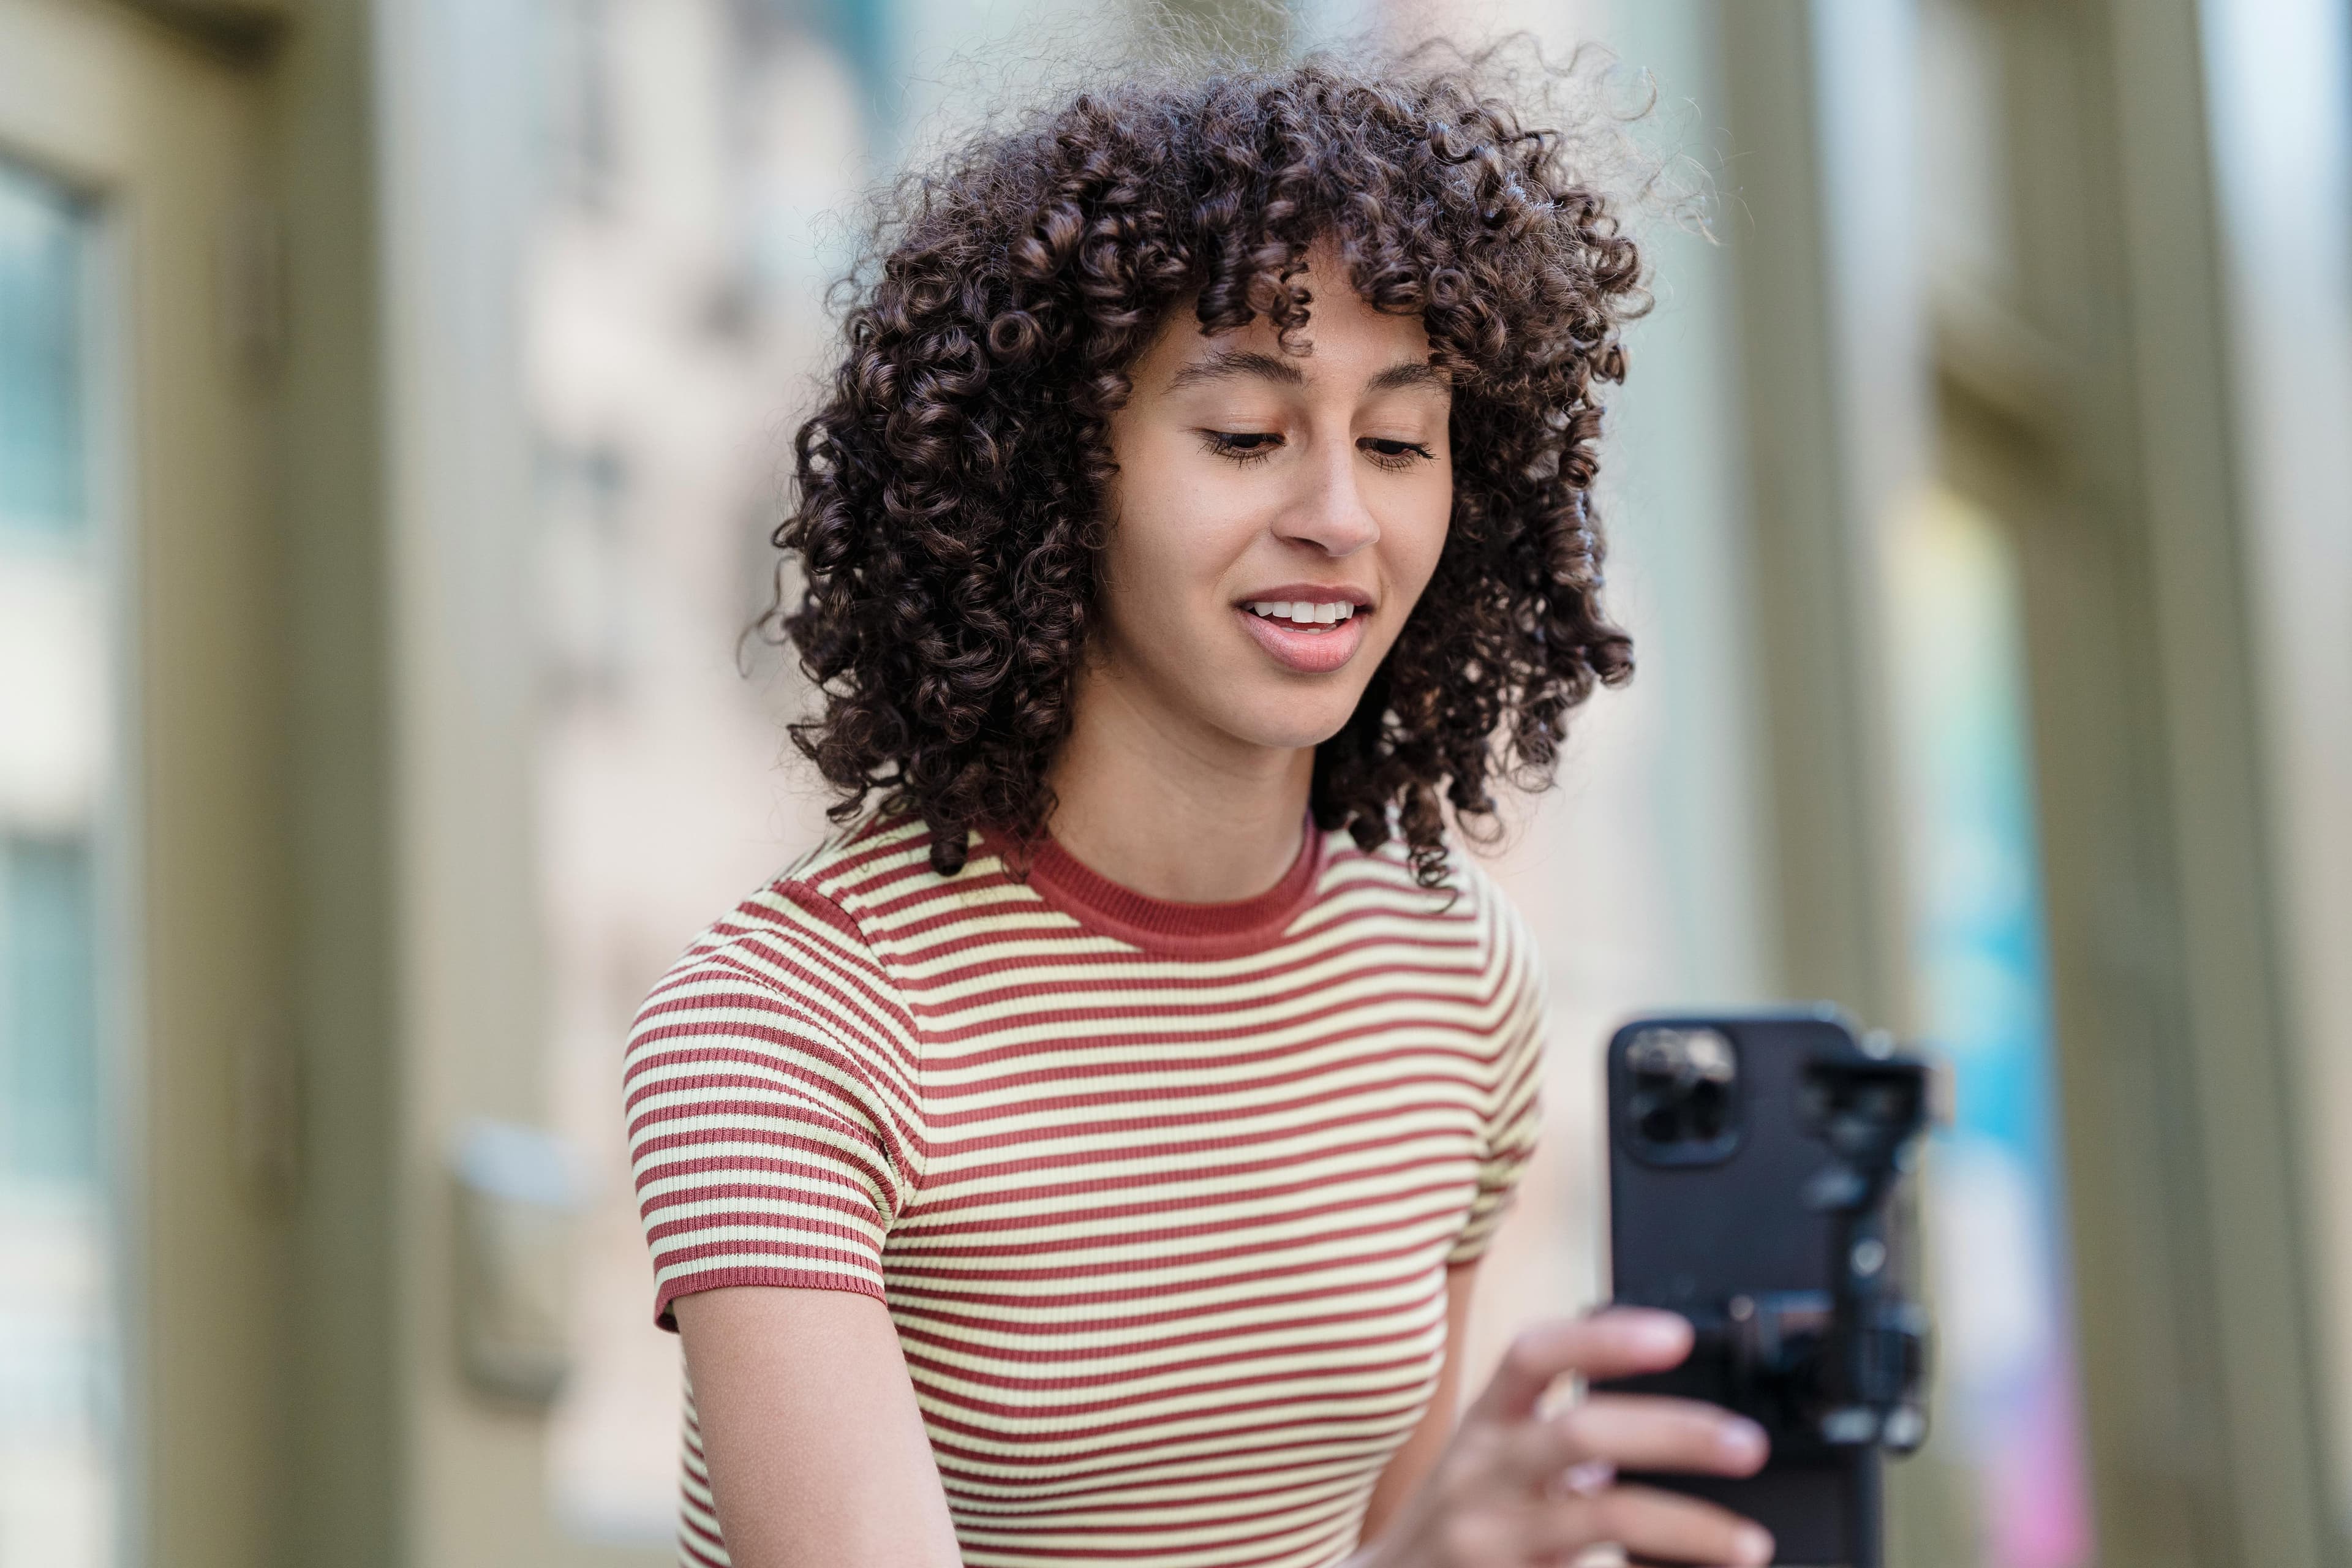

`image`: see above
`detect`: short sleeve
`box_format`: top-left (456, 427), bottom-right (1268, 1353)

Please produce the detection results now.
top-left (623, 915), bottom-right (923, 1331)
top-left (1446, 892), bottom-right (1550, 1268)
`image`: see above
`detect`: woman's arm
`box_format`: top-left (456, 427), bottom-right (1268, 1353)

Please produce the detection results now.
top-left (1355, 1259), bottom-right (1480, 1551)
top-left (674, 1286), bottom-right (964, 1568)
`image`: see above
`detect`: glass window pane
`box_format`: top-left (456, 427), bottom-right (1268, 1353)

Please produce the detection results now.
top-left (0, 160), bottom-right (89, 537)
top-left (0, 153), bottom-right (119, 1568)
top-left (1, 838), bottom-right (100, 1183)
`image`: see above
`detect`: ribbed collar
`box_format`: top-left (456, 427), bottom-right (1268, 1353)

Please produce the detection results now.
top-left (986, 813), bottom-right (1329, 959)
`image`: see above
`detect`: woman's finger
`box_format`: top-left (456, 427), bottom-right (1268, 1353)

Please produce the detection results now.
top-left (1529, 1481), bottom-right (1775, 1567)
top-left (1489, 1394), bottom-right (1769, 1487)
top-left (1463, 1310), bottom-right (1695, 1424)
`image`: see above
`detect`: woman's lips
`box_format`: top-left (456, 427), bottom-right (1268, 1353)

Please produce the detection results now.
top-left (1236, 605), bottom-right (1369, 673)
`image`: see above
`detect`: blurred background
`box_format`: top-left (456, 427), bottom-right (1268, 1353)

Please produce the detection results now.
top-left (1, 0), bottom-right (2348, 1563)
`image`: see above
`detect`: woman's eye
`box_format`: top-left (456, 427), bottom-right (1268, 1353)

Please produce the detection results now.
top-left (1199, 430), bottom-right (1282, 466)
top-left (1362, 437), bottom-right (1436, 471)
top-left (1200, 431), bottom-right (1435, 471)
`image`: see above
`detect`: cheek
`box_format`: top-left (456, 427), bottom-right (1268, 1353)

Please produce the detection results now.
top-left (1107, 458), bottom-right (1259, 607)
top-left (1100, 487), bottom-right (1240, 643)
top-left (1388, 478), bottom-right (1455, 601)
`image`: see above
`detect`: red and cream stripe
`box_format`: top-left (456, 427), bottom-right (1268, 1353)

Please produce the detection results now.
top-left (626, 810), bottom-right (1547, 1568)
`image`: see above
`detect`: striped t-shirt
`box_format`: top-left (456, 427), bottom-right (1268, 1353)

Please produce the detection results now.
top-left (624, 808), bottom-right (1548, 1568)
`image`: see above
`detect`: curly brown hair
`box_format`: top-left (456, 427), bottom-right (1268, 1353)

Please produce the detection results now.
top-left (766, 40), bottom-right (1646, 886)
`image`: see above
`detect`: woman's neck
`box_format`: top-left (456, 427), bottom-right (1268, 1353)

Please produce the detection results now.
top-left (1044, 668), bottom-right (1313, 904)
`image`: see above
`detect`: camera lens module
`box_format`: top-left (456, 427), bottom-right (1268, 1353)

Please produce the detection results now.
top-left (1622, 1025), bottom-right (1743, 1166)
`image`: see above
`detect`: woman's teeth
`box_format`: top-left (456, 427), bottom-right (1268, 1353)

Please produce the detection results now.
top-left (1246, 600), bottom-right (1356, 627)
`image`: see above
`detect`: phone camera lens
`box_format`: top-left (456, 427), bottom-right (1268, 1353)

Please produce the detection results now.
top-left (1688, 1080), bottom-right (1726, 1140)
top-left (1624, 1027), bottom-right (1740, 1163)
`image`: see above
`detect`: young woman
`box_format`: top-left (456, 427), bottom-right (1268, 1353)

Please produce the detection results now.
top-left (624, 46), bottom-right (1775, 1568)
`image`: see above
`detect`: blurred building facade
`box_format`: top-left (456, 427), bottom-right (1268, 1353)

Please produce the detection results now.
top-left (0, 0), bottom-right (2346, 1565)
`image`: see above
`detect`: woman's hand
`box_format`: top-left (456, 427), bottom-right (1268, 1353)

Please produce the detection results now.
top-left (1354, 1308), bottom-right (1776, 1568)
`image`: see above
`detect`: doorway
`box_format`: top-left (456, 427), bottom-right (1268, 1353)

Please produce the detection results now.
top-left (0, 4), bottom-right (284, 1563)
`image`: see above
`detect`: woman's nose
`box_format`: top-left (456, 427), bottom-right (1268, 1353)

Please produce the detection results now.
top-left (1274, 441), bottom-right (1381, 557)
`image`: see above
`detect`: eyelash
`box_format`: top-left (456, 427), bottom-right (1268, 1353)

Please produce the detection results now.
top-left (1197, 431), bottom-right (1434, 472)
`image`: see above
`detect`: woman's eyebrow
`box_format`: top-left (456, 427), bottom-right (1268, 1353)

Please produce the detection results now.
top-left (1163, 348), bottom-right (1305, 393)
top-left (1363, 360), bottom-right (1450, 396)
top-left (1163, 348), bottom-right (1450, 397)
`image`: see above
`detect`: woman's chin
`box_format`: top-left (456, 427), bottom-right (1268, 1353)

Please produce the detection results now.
top-left (1213, 693), bottom-right (1370, 755)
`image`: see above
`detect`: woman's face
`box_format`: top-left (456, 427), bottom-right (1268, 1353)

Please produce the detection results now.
top-left (1095, 247), bottom-right (1454, 759)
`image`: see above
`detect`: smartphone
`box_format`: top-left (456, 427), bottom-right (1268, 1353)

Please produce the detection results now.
top-left (1596, 1007), bottom-right (1931, 1568)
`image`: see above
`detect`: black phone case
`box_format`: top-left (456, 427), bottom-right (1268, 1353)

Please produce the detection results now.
top-left (1597, 1008), bottom-right (1889, 1568)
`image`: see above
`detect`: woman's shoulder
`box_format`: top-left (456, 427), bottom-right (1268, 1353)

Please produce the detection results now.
top-left (639, 807), bottom-right (934, 1017)
top-left (1317, 826), bottom-right (1540, 961)
top-left (1389, 843), bottom-right (1551, 1065)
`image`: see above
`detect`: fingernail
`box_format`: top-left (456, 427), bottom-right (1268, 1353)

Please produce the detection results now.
top-left (1735, 1523), bottom-right (1774, 1565)
top-left (1719, 1417), bottom-right (1768, 1464)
